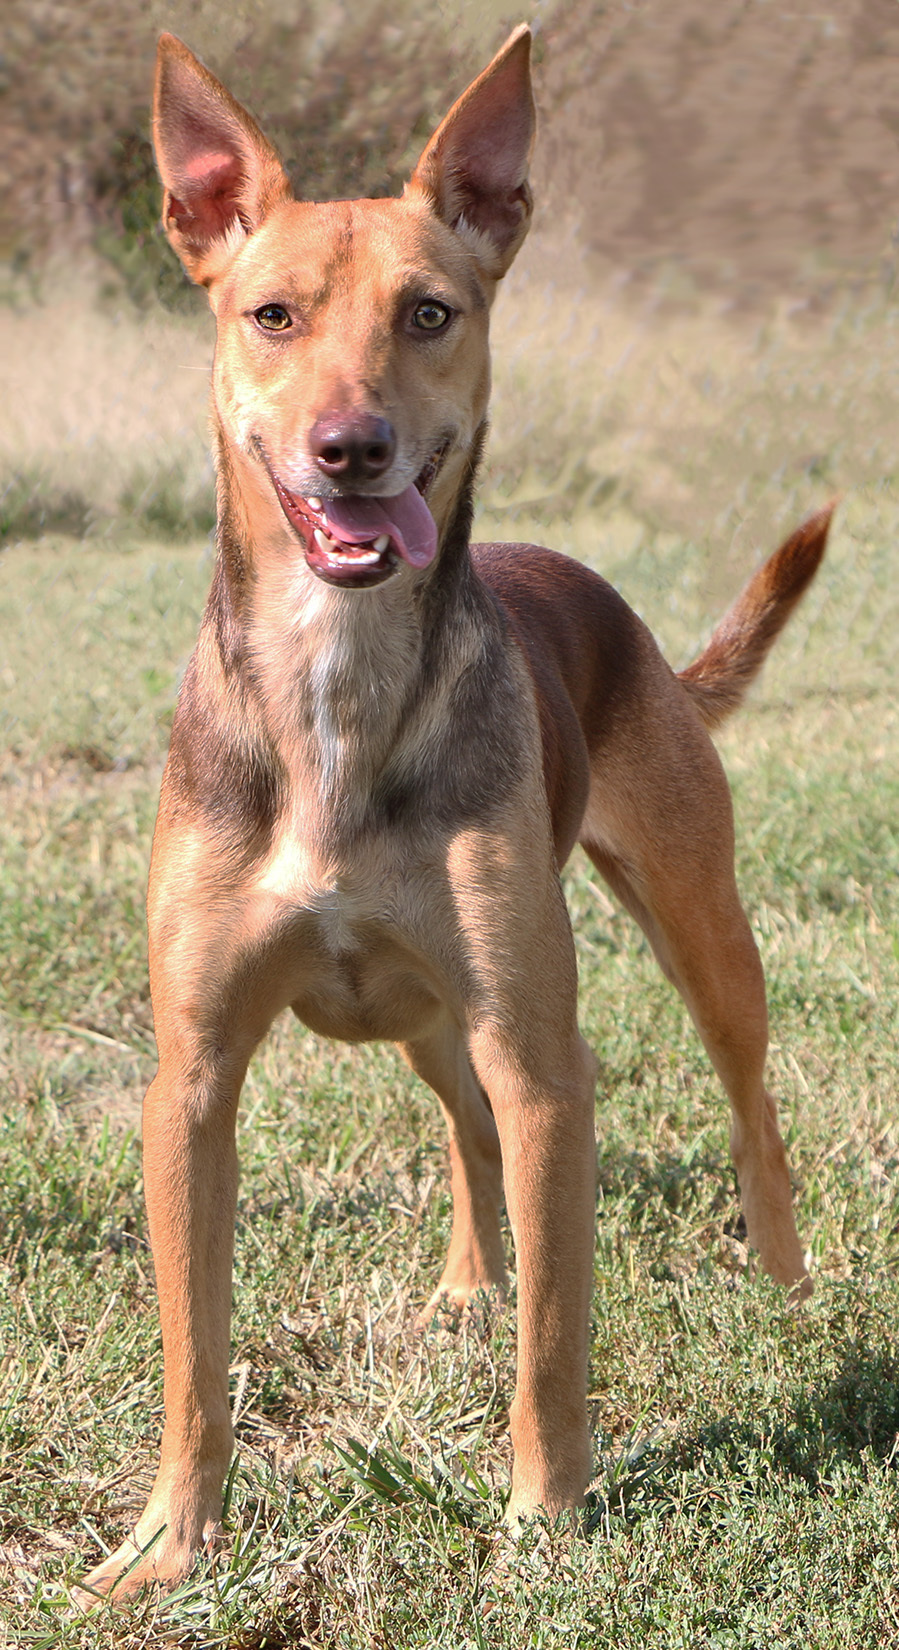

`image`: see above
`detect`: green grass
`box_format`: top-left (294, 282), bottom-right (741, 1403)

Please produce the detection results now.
top-left (2, 294), bottom-right (899, 1645)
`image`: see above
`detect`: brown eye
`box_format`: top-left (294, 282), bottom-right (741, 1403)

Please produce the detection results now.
top-left (254, 304), bottom-right (292, 332)
top-left (412, 300), bottom-right (451, 332)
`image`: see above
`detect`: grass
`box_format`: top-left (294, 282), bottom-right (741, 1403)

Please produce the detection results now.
top-left (1, 272), bottom-right (899, 1646)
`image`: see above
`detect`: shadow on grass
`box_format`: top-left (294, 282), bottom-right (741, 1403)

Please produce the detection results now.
top-left (589, 1338), bottom-right (899, 1530)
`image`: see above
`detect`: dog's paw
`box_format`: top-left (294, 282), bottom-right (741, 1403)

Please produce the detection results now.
top-left (72, 1518), bottom-right (222, 1610)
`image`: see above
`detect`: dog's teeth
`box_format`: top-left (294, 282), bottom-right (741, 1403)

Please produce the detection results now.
top-left (374, 534), bottom-right (390, 553)
top-left (308, 496), bottom-right (322, 512)
top-left (314, 528), bottom-right (336, 553)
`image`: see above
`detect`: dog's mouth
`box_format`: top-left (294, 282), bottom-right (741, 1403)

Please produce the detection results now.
top-left (273, 450), bottom-right (448, 589)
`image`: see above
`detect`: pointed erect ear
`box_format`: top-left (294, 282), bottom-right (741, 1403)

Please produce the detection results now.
top-left (153, 34), bottom-right (292, 285)
top-left (408, 25), bottom-right (535, 278)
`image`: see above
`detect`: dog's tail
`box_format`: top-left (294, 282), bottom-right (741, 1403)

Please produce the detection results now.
top-left (677, 503), bottom-right (834, 730)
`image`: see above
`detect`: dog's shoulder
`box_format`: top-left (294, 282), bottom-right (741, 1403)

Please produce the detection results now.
top-left (162, 634), bottom-right (283, 847)
top-left (469, 539), bottom-right (659, 857)
top-left (470, 538), bottom-right (649, 695)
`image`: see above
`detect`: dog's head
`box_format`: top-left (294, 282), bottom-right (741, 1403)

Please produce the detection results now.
top-left (153, 28), bottom-right (535, 587)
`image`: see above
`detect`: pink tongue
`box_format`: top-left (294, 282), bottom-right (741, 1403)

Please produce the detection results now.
top-left (320, 485), bottom-right (438, 568)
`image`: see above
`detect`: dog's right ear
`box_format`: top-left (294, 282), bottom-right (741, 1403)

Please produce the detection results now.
top-left (408, 25), bottom-right (535, 279)
top-left (153, 34), bottom-right (292, 287)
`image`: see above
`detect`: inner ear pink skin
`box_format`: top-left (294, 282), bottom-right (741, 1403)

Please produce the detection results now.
top-left (184, 150), bottom-right (235, 180)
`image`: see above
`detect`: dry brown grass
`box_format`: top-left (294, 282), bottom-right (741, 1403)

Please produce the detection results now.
top-left (0, 287), bottom-right (212, 534)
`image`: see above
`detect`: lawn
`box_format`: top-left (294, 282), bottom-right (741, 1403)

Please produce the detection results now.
top-left (1, 270), bottom-right (898, 1647)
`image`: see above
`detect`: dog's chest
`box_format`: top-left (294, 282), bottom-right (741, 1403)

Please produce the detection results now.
top-left (257, 828), bottom-right (383, 953)
top-left (302, 876), bottom-right (379, 958)
top-left (254, 827), bottom-right (450, 1042)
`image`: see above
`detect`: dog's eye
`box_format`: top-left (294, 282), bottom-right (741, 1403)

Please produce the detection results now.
top-left (412, 301), bottom-right (451, 332)
top-left (254, 304), bottom-right (292, 332)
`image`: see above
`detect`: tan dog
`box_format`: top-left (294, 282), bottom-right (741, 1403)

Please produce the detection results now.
top-left (80, 26), bottom-right (830, 1600)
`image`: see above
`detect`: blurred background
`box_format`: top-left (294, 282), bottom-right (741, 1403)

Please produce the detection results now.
top-left (4, 0), bottom-right (899, 558)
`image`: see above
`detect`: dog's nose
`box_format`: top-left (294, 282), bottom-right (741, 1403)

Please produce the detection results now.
top-left (309, 413), bottom-right (397, 483)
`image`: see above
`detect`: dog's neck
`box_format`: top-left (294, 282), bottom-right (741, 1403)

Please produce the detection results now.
top-left (204, 431), bottom-right (490, 833)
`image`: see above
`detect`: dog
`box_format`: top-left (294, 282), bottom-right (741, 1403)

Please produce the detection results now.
top-left (79, 25), bottom-right (830, 1599)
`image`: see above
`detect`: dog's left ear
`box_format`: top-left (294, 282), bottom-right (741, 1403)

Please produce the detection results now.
top-left (408, 24), bottom-right (535, 278)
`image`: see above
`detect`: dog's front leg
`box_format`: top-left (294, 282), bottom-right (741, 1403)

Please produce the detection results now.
top-left (455, 836), bottom-right (598, 1521)
top-left (472, 1020), bottom-right (597, 1521)
top-left (78, 1036), bottom-right (245, 1603)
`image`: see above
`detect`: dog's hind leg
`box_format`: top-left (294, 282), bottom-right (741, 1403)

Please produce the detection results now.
top-left (581, 732), bottom-right (810, 1298)
top-left (399, 1017), bottom-right (508, 1316)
